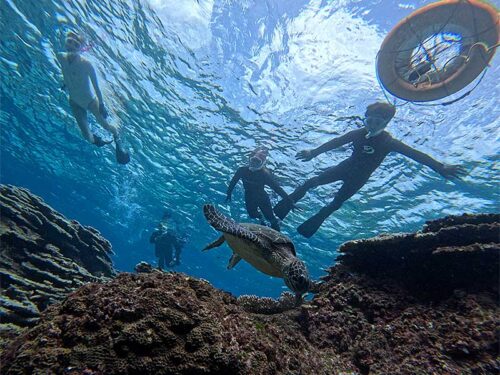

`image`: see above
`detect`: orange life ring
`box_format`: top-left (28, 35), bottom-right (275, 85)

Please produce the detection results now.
top-left (376, 0), bottom-right (499, 102)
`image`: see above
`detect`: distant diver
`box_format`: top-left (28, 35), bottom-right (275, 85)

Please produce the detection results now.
top-left (274, 102), bottom-right (466, 238)
top-left (226, 146), bottom-right (295, 231)
top-left (149, 211), bottom-right (186, 270)
top-left (56, 31), bottom-right (130, 164)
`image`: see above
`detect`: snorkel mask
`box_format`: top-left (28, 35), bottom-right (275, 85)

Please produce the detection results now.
top-left (248, 147), bottom-right (268, 172)
top-left (65, 31), bottom-right (90, 53)
top-left (364, 102), bottom-right (396, 139)
top-left (363, 116), bottom-right (390, 139)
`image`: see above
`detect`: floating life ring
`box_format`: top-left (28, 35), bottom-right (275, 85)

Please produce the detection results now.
top-left (376, 0), bottom-right (499, 102)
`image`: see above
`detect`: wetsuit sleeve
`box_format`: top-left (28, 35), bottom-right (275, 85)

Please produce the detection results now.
top-left (226, 167), bottom-right (244, 198)
top-left (311, 129), bottom-right (362, 157)
top-left (265, 171), bottom-right (290, 200)
top-left (391, 139), bottom-right (444, 174)
top-left (149, 230), bottom-right (159, 243)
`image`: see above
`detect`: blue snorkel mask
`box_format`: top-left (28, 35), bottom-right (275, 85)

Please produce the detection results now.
top-left (363, 115), bottom-right (390, 139)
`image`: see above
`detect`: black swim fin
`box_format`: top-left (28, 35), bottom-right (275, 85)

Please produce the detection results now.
top-left (115, 140), bottom-right (130, 165)
top-left (273, 199), bottom-right (293, 220)
top-left (93, 134), bottom-right (113, 147)
top-left (297, 214), bottom-right (326, 238)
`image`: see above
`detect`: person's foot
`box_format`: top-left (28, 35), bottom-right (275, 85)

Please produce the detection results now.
top-left (93, 134), bottom-right (113, 147)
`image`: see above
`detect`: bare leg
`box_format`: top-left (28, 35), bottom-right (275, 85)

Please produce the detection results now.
top-left (88, 99), bottom-right (119, 139)
top-left (70, 100), bottom-right (94, 143)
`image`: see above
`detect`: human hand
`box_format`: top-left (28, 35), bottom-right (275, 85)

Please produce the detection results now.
top-left (440, 164), bottom-right (466, 180)
top-left (296, 149), bottom-right (315, 162)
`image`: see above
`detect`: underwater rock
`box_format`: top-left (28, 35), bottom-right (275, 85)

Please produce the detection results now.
top-left (237, 292), bottom-right (297, 314)
top-left (335, 213), bottom-right (500, 298)
top-left (1, 272), bottom-right (334, 374)
top-left (1, 213), bottom-right (498, 374)
top-left (134, 261), bottom-right (156, 274)
top-left (0, 184), bottom-right (115, 354)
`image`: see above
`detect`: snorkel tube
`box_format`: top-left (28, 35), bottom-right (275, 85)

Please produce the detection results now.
top-left (248, 147), bottom-right (268, 171)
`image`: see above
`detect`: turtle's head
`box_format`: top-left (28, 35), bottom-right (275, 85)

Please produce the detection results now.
top-left (283, 259), bottom-right (311, 304)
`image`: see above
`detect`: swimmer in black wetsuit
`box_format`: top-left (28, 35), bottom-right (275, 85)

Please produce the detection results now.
top-left (226, 147), bottom-right (294, 231)
top-left (274, 102), bottom-right (466, 238)
top-left (150, 211), bottom-right (186, 270)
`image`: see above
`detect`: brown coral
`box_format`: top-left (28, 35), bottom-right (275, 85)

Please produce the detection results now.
top-left (1, 273), bottom-right (333, 374)
top-left (0, 184), bottom-right (115, 354)
top-left (1, 192), bottom-right (498, 375)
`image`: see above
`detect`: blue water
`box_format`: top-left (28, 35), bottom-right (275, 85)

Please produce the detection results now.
top-left (1, 0), bottom-right (499, 297)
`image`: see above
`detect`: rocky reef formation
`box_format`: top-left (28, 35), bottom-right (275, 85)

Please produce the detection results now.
top-left (1, 213), bottom-right (498, 374)
top-left (336, 213), bottom-right (499, 298)
top-left (0, 185), bottom-right (115, 353)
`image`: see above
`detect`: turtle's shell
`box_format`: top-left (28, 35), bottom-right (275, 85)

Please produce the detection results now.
top-left (224, 223), bottom-right (295, 277)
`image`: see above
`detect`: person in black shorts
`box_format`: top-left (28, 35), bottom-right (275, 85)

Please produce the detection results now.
top-left (274, 102), bottom-right (465, 237)
top-left (226, 147), bottom-right (294, 231)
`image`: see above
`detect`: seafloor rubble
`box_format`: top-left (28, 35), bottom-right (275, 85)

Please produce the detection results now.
top-left (0, 185), bottom-right (115, 353)
top-left (0, 184), bottom-right (498, 374)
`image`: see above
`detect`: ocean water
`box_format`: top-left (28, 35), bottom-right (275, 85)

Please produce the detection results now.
top-left (1, 0), bottom-right (499, 298)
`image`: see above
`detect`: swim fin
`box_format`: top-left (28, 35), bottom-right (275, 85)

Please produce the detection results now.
top-left (273, 198), bottom-right (294, 220)
top-left (93, 134), bottom-right (113, 147)
top-left (115, 140), bottom-right (130, 165)
top-left (297, 214), bottom-right (326, 238)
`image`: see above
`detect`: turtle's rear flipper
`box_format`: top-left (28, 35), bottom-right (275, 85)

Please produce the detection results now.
top-left (227, 253), bottom-right (242, 269)
top-left (203, 204), bottom-right (265, 248)
top-left (203, 235), bottom-right (225, 251)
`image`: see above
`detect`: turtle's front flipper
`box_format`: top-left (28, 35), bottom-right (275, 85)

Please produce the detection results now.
top-left (203, 204), bottom-right (265, 248)
top-left (203, 235), bottom-right (225, 251)
top-left (227, 253), bottom-right (242, 269)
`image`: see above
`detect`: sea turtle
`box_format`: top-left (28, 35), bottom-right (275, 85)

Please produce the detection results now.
top-left (202, 204), bottom-right (319, 304)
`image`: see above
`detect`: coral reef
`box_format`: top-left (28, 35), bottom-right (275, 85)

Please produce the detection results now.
top-left (237, 292), bottom-right (296, 314)
top-left (134, 261), bottom-right (156, 274)
top-left (1, 213), bottom-right (498, 374)
top-left (1, 273), bottom-right (334, 374)
top-left (0, 185), bottom-right (115, 353)
top-left (336, 213), bottom-right (499, 298)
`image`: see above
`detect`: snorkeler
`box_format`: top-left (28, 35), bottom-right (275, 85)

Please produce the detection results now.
top-left (274, 102), bottom-right (466, 237)
top-left (226, 147), bottom-right (294, 231)
top-left (149, 211), bottom-right (186, 270)
top-left (56, 31), bottom-right (130, 164)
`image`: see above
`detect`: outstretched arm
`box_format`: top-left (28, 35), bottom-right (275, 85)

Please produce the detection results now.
top-left (296, 129), bottom-right (362, 161)
top-left (226, 167), bottom-right (243, 201)
top-left (392, 139), bottom-right (465, 179)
